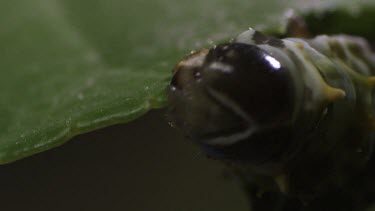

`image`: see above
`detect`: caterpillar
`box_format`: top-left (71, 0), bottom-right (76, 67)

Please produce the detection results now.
top-left (168, 27), bottom-right (375, 209)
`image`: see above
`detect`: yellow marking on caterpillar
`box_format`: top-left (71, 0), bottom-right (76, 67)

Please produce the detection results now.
top-left (323, 84), bottom-right (346, 103)
top-left (274, 174), bottom-right (289, 194)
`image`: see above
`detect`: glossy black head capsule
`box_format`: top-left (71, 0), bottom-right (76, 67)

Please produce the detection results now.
top-left (168, 42), bottom-right (296, 163)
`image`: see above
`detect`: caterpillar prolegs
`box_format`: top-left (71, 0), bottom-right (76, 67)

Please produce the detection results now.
top-left (168, 27), bottom-right (375, 208)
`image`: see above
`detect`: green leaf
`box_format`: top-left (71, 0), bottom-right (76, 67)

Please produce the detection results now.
top-left (0, 0), bottom-right (372, 163)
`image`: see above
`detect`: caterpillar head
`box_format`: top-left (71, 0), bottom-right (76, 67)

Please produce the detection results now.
top-left (168, 42), bottom-right (296, 164)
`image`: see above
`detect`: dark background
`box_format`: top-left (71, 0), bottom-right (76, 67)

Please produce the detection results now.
top-left (0, 110), bottom-right (248, 211)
